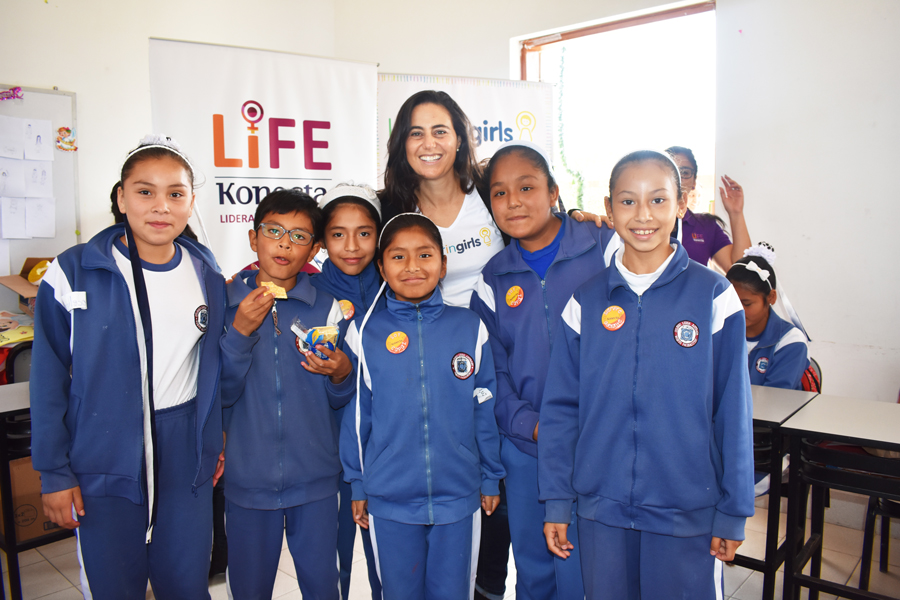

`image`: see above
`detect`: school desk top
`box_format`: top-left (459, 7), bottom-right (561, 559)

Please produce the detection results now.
top-left (781, 394), bottom-right (900, 451)
top-left (750, 385), bottom-right (818, 428)
top-left (0, 382), bottom-right (30, 415)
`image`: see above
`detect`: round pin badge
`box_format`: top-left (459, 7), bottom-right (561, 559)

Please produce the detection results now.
top-left (601, 305), bottom-right (626, 331)
top-left (756, 357), bottom-right (769, 373)
top-left (506, 286), bottom-right (524, 308)
top-left (673, 321), bottom-right (699, 348)
top-left (451, 352), bottom-right (475, 380)
top-left (194, 305), bottom-right (209, 332)
top-left (339, 299), bottom-right (355, 320)
top-left (386, 331), bottom-right (409, 354)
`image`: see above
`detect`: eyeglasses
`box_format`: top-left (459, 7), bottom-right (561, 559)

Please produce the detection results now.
top-left (257, 223), bottom-right (314, 246)
top-left (679, 167), bottom-right (696, 180)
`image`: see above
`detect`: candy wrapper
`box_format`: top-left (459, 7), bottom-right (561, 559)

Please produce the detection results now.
top-left (291, 318), bottom-right (339, 360)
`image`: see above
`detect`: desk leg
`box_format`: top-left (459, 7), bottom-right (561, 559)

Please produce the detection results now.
top-left (762, 431), bottom-right (785, 600)
top-left (783, 434), bottom-right (803, 600)
top-left (808, 483), bottom-right (826, 600)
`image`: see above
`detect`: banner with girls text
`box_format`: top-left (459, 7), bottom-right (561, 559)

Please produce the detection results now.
top-left (377, 74), bottom-right (554, 188)
top-left (149, 40), bottom-right (376, 274)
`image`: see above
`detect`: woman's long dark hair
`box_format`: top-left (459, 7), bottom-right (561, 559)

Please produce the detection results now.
top-left (380, 91), bottom-right (481, 218)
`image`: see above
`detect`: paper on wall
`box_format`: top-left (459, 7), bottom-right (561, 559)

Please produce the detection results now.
top-left (0, 158), bottom-right (26, 198)
top-left (23, 160), bottom-right (52, 198)
top-left (0, 197), bottom-right (30, 239)
top-left (25, 197), bottom-right (55, 238)
top-left (23, 118), bottom-right (53, 161)
top-left (0, 116), bottom-right (24, 160)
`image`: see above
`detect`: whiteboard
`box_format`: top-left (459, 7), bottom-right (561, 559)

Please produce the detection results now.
top-left (0, 85), bottom-right (81, 275)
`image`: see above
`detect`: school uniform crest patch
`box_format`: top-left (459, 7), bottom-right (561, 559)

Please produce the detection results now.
top-left (194, 305), bottom-right (209, 332)
top-left (756, 357), bottom-right (769, 373)
top-left (451, 352), bottom-right (475, 380)
top-left (673, 320), bottom-right (699, 347)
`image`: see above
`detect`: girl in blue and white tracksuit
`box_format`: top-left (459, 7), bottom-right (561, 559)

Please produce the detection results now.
top-left (341, 214), bottom-right (505, 600)
top-left (538, 151), bottom-right (754, 600)
top-left (31, 138), bottom-right (225, 598)
top-left (470, 141), bottom-right (616, 600)
top-left (726, 246), bottom-right (810, 390)
top-left (311, 183), bottom-right (384, 600)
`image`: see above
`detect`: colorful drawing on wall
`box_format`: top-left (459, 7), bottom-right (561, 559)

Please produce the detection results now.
top-left (55, 127), bottom-right (77, 151)
top-left (0, 88), bottom-right (23, 102)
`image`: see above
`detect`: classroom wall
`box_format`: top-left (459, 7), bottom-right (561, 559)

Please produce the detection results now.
top-left (0, 0), bottom-right (336, 240)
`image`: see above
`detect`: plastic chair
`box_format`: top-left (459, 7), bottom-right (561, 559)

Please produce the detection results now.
top-left (802, 357), bottom-right (822, 393)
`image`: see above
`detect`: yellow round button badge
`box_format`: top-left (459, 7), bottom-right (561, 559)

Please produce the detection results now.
top-left (505, 286), bottom-right (524, 308)
top-left (601, 305), bottom-right (626, 331)
top-left (339, 300), bottom-right (355, 320)
top-left (386, 331), bottom-right (409, 354)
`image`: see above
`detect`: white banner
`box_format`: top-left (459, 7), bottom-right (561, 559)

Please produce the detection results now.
top-left (377, 74), bottom-right (554, 188)
top-left (150, 40), bottom-right (376, 274)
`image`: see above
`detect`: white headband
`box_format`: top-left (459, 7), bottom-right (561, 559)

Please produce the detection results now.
top-left (737, 260), bottom-right (772, 290)
top-left (124, 135), bottom-right (194, 176)
top-left (378, 212), bottom-right (435, 247)
top-left (494, 140), bottom-right (557, 180)
top-left (318, 183), bottom-right (382, 218)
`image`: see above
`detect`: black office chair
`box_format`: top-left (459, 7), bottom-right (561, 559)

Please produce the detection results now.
top-left (6, 341), bottom-right (32, 383)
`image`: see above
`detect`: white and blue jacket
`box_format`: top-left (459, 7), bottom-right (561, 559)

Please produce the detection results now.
top-left (31, 224), bottom-right (225, 499)
top-left (220, 270), bottom-right (354, 509)
top-left (470, 214), bottom-right (617, 458)
top-left (538, 243), bottom-right (754, 541)
top-left (310, 259), bottom-right (382, 324)
top-left (748, 308), bottom-right (809, 390)
top-left (340, 287), bottom-right (506, 525)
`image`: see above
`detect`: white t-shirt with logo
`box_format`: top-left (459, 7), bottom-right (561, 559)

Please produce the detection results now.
top-left (114, 242), bottom-right (206, 410)
top-left (434, 190), bottom-right (505, 308)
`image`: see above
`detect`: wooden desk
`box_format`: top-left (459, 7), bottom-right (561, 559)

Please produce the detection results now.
top-left (0, 382), bottom-right (74, 600)
top-left (731, 386), bottom-right (818, 600)
top-left (781, 395), bottom-right (900, 600)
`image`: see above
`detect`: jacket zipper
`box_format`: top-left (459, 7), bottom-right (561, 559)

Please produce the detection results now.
top-left (274, 301), bottom-right (284, 507)
top-left (629, 293), bottom-right (643, 527)
top-left (416, 304), bottom-right (435, 524)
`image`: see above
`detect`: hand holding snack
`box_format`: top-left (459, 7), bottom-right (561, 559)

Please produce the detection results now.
top-left (260, 280), bottom-right (287, 299)
top-left (233, 287), bottom-right (276, 336)
top-left (302, 344), bottom-right (352, 383)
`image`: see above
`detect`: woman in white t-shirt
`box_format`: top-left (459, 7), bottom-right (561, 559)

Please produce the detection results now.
top-left (380, 90), bottom-right (504, 308)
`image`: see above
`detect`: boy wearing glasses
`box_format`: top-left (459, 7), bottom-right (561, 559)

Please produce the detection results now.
top-left (219, 189), bottom-right (352, 599)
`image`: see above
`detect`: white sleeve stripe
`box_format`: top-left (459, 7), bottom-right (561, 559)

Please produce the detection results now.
top-left (326, 299), bottom-right (344, 328)
top-left (473, 274), bottom-right (496, 313)
top-left (561, 296), bottom-right (581, 335)
top-left (345, 324), bottom-right (371, 389)
top-left (774, 328), bottom-right (808, 353)
top-left (711, 285), bottom-right (743, 335)
top-left (41, 259), bottom-right (77, 353)
top-left (474, 319), bottom-right (489, 375)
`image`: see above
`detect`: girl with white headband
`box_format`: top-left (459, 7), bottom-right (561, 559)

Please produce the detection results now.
top-left (31, 135), bottom-right (226, 597)
top-left (726, 243), bottom-right (811, 390)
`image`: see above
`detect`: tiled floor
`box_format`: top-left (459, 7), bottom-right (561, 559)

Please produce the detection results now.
top-left (1, 509), bottom-right (897, 599)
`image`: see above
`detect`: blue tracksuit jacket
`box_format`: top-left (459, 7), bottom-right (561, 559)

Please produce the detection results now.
top-left (470, 214), bottom-right (617, 458)
top-left (748, 308), bottom-right (809, 390)
top-left (538, 243), bottom-right (754, 541)
top-left (220, 270), bottom-right (354, 509)
top-left (31, 224), bottom-right (225, 499)
top-left (310, 259), bottom-right (382, 324)
top-left (340, 287), bottom-right (506, 525)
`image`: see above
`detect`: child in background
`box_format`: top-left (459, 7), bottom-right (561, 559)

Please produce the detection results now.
top-left (32, 136), bottom-right (225, 597)
top-left (538, 150), bottom-right (754, 600)
top-left (341, 214), bottom-right (505, 600)
top-left (470, 140), bottom-right (616, 600)
top-left (726, 244), bottom-right (809, 390)
top-left (219, 190), bottom-right (351, 600)
top-left (311, 182), bottom-right (383, 600)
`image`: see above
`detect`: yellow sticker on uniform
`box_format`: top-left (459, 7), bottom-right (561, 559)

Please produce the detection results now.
top-left (602, 305), bottom-right (626, 331)
top-left (386, 331), bottom-right (409, 354)
top-left (339, 300), bottom-right (355, 320)
top-left (505, 286), bottom-right (524, 308)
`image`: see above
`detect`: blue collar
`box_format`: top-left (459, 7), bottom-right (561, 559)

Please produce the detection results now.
top-left (514, 214), bottom-right (565, 260)
top-left (754, 307), bottom-right (794, 349)
top-left (385, 286), bottom-right (446, 322)
top-left (317, 260), bottom-right (381, 311)
top-left (227, 269), bottom-right (318, 308)
top-left (82, 223), bottom-right (220, 274)
top-left (490, 213), bottom-right (597, 276)
top-left (607, 240), bottom-right (690, 298)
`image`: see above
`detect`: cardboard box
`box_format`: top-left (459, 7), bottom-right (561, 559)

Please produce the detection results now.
top-left (0, 258), bottom-right (53, 317)
top-left (0, 456), bottom-right (61, 543)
